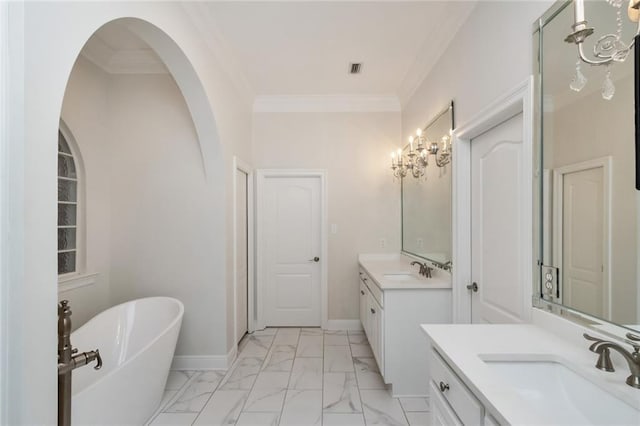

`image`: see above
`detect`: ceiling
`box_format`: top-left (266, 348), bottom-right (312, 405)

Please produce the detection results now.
top-left (81, 2), bottom-right (478, 105)
top-left (81, 22), bottom-right (168, 74)
top-left (191, 1), bottom-right (476, 103)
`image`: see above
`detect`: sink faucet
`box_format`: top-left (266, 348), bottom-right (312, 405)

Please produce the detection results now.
top-left (58, 300), bottom-right (103, 426)
top-left (410, 261), bottom-right (433, 278)
top-left (584, 333), bottom-right (640, 389)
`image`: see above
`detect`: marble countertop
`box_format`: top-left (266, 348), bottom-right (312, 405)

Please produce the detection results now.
top-left (358, 254), bottom-right (452, 290)
top-left (422, 319), bottom-right (640, 425)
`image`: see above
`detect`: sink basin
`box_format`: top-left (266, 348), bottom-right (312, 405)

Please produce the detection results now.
top-left (382, 273), bottom-right (416, 281)
top-left (485, 360), bottom-right (640, 425)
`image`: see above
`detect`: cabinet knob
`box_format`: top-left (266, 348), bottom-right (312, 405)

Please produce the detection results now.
top-left (439, 381), bottom-right (450, 392)
top-left (361, 290), bottom-right (365, 295)
top-left (370, 308), bottom-right (376, 314)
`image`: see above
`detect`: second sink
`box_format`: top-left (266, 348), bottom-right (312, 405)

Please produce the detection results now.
top-left (484, 360), bottom-right (640, 425)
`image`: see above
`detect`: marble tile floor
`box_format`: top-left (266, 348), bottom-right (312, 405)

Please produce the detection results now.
top-left (147, 328), bottom-right (430, 426)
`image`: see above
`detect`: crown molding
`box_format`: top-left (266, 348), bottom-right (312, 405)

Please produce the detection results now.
top-left (253, 95), bottom-right (401, 113)
top-left (398, 2), bottom-right (477, 108)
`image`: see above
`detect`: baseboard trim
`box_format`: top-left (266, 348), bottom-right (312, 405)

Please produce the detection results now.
top-left (172, 346), bottom-right (237, 370)
top-left (324, 319), bottom-right (363, 331)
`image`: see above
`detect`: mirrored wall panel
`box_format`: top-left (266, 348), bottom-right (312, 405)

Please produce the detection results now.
top-left (401, 103), bottom-right (453, 266)
top-left (537, 1), bottom-right (639, 332)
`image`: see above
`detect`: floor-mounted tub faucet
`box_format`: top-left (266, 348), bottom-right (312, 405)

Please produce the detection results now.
top-left (58, 300), bottom-right (103, 426)
top-left (584, 332), bottom-right (640, 389)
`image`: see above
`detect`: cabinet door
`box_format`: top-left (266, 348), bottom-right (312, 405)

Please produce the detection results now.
top-left (360, 280), bottom-right (369, 337)
top-left (430, 382), bottom-right (462, 426)
top-left (368, 293), bottom-right (384, 376)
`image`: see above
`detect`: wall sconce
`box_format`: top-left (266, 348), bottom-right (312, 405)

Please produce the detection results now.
top-left (565, 0), bottom-right (640, 99)
top-left (390, 129), bottom-right (452, 180)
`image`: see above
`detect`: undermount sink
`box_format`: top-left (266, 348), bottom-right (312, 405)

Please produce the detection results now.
top-left (382, 273), bottom-right (416, 281)
top-left (484, 360), bottom-right (640, 425)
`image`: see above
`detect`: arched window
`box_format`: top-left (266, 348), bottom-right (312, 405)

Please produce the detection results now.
top-left (57, 124), bottom-right (82, 276)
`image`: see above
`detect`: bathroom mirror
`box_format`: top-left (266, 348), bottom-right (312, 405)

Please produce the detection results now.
top-left (534, 0), bottom-right (640, 333)
top-left (401, 103), bottom-right (453, 266)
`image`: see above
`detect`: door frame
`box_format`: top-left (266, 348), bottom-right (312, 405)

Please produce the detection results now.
top-left (452, 77), bottom-right (533, 323)
top-left (552, 157), bottom-right (612, 319)
top-left (233, 156), bottom-right (255, 340)
top-left (255, 169), bottom-right (328, 330)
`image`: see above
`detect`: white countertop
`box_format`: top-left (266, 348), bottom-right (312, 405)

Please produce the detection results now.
top-left (358, 254), bottom-right (452, 290)
top-left (422, 318), bottom-right (640, 425)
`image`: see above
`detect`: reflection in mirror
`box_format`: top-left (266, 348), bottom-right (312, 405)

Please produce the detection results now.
top-left (401, 103), bottom-right (453, 266)
top-left (537, 1), bottom-right (639, 333)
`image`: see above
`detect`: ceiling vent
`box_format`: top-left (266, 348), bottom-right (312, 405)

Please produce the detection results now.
top-left (349, 63), bottom-right (362, 74)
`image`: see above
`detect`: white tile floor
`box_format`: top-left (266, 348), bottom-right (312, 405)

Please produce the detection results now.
top-left (146, 328), bottom-right (431, 426)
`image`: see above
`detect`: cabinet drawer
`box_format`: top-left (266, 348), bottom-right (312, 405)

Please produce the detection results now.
top-left (359, 268), bottom-right (383, 308)
top-left (431, 349), bottom-right (483, 426)
top-left (430, 381), bottom-right (462, 426)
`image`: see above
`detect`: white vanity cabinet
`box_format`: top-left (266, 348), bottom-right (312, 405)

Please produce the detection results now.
top-left (359, 270), bottom-right (385, 375)
top-left (429, 348), bottom-right (484, 425)
top-left (357, 259), bottom-right (452, 396)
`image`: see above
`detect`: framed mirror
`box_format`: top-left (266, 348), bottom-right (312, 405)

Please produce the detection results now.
top-left (401, 102), bottom-right (454, 267)
top-left (533, 0), bottom-right (639, 334)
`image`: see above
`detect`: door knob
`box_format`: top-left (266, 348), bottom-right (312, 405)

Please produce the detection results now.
top-left (308, 257), bottom-right (320, 262)
top-left (467, 282), bottom-right (478, 292)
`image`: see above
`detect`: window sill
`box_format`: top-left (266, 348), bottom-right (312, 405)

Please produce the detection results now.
top-left (58, 272), bottom-right (99, 294)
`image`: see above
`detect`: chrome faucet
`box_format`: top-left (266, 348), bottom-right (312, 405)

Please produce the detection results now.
top-left (410, 261), bottom-right (433, 278)
top-left (584, 332), bottom-right (640, 389)
top-left (58, 300), bottom-right (103, 426)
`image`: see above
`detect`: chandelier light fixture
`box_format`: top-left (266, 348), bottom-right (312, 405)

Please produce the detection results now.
top-left (565, 0), bottom-right (640, 100)
top-left (390, 128), bottom-right (452, 180)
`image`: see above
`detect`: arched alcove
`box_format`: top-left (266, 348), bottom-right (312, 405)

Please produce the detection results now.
top-left (11, 6), bottom-right (230, 423)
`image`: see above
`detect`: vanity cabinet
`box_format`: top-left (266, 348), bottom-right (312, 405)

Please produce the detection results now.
top-left (359, 270), bottom-right (384, 376)
top-left (358, 263), bottom-right (451, 396)
top-left (430, 348), bottom-right (483, 425)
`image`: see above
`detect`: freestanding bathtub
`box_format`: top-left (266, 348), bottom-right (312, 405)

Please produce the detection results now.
top-left (71, 297), bottom-right (184, 425)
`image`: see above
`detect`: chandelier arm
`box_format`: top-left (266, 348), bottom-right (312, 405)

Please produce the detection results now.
top-left (577, 42), bottom-right (617, 65)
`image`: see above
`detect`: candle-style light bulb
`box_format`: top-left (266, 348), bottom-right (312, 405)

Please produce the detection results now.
top-left (397, 148), bottom-right (403, 165)
top-left (416, 128), bottom-right (422, 137)
top-left (574, 0), bottom-right (585, 24)
top-left (409, 136), bottom-right (414, 144)
top-left (391, 151), bottom-right (396, 167)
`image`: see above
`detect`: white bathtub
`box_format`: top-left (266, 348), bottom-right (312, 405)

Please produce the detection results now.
top-left (71, 297), bottom-right (184, 425)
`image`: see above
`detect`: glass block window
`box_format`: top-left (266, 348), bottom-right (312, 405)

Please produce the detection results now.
top-left (58, 130), bottom-right (78, 275)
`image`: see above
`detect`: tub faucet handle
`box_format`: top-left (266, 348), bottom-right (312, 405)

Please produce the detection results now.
top-left (93, 349), bottom-right (102, 370)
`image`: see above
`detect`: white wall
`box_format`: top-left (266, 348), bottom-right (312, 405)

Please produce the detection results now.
top-left (59, 56), bottom-right (112, 327)
top-left (108, 72), bottom-right (223, 358)
top-left (253, 111), bottom-right (401, 320)
top-left (14, 2), bottom-right (253, 422)
top-left (403, 1), bottom-right (553, 135)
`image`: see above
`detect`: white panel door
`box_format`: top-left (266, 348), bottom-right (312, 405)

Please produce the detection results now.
top-left (235, 169), bottom-right (248, 343)
top-left (262, 175), bottom-right (322, 326)
top-left (471, 113), bottom-right (527, 324)
top-left (562, 167), bottom-right (605, 317)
